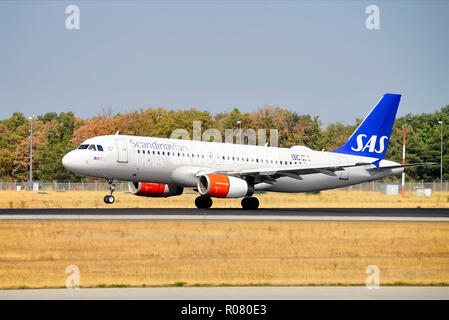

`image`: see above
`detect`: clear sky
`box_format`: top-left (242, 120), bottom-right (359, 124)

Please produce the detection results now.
top-left (0, 1), bottom-right (448, 126)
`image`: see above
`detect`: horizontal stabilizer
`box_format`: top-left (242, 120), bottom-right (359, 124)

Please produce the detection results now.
top-left (368, 162), bottom-right (437, 171)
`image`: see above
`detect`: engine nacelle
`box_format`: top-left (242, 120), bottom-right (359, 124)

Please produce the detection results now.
top-left (197, 174), bottom-right (254, 198)
top-left (128, 182), bottom-right (183, 197)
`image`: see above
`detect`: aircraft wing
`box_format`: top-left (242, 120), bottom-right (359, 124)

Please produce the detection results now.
top-left (196, 162), bottom-right (372, 184)
top-left (195, 162), bottom-right (436, 185)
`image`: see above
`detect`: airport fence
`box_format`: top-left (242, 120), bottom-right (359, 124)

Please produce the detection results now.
top-left (0, 181), bottom-right (448, 193)
top-left (341, 181), bottom-right (449, 192)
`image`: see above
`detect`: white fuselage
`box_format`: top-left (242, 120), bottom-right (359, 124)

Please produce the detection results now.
top-left (62, 135), bottom-right (403, 193)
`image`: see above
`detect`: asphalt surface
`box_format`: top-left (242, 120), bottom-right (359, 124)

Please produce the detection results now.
top-left (0, 208), bottom-right (448, 222)
top-left (1, 287), bottom-right (448, 300)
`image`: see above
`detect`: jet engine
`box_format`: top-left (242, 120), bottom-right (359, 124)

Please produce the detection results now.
top-left (128, 182), bottom-right (183, 197)
top-left (197, 174), bottom-right (254, 198)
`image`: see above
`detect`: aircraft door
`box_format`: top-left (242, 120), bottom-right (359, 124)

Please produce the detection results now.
top-left (116, 140), bottom-right (128, 163)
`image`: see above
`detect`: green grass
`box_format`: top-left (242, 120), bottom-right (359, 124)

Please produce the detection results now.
top-left (172, 282), bottom-right (187, 287)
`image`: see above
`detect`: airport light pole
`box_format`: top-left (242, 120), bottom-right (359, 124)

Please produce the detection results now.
top-left (28, 116), bottom-right (33, 189)
top-left (397, 128), bottom-right (413, 198)
top-left (236, 121), bottom-right (242, 144)
top-left (438, 121), bottom-right (443, 183)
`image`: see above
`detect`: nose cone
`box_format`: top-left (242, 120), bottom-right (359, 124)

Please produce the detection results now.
top-left (62, 151), bottom-right (81, 173)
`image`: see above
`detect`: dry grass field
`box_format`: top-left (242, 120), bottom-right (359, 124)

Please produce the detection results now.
top-left (0, 220), bottom-right (448, 288)
top-left (0, 190), bottom-right (448, 289)
top-left (1, 190), bottom-right (449, 208)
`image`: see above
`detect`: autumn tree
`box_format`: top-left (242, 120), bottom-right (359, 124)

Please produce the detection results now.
top-left (36, 112), bottom-right (84, 181)
top-left (0, 113), bottom-right (30, 180)
top-left (12, 120), bottom-right (52, 181)
top-left (1, 103), bottom-right (448, 182)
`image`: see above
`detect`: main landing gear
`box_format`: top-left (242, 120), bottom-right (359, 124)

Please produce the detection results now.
top-left (241, 197), bottom-right (259, 210)
top-left (194, 195), bottom-right (260, 210)
top-left (104, 179), bottom-right (116, 204)
top-left (195, 195), bottom-right (213, 209)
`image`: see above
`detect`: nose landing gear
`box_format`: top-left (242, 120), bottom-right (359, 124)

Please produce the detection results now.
top-left (104, 195), bottom-right (115, 204)
top-left (104, 179), bottom-right (116, 204)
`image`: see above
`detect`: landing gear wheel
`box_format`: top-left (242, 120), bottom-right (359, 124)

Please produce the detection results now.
top-left (242, 197), bottom-right (259, 210)
top-left (104, 195), bottom-right (115, 204)
top-left (104, 179), bottom-right (117, 204)
top-left (241, 197), bottom-right (249, 209)
top-left (195, 196), bottom-right (213, 209)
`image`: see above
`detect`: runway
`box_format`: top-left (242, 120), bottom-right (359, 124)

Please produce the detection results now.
top-left (0, 208), bottom-right (448, 222)
top-left (1, 286), bottom-right (448, 300)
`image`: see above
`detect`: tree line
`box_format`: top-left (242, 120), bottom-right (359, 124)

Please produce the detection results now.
top-left (0, 105), bottom-right (447, 182)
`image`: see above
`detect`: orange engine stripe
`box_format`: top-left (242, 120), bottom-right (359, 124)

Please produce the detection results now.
top-left (207, 174), bottom-right (230, 198)
top-left (139, 183), bottom-right (166, 196)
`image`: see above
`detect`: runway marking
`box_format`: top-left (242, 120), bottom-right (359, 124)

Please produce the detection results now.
top-left (0, 214), bottom-right (448, 222)
top-left (1, 286), bottom-right (448, 300)
top-left (1, 208), bottom-right (448, 222)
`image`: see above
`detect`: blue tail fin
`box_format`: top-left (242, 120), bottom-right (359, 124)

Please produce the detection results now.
top-left (332, 93), bottom-right (401, 159)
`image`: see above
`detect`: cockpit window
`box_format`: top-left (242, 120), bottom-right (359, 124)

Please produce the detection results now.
top-left (97, 145), bottom-right (104, 151)
top-left (78, 144), bottom-right (89, 150)
top-left (88, 144), bottom-right (97, 151)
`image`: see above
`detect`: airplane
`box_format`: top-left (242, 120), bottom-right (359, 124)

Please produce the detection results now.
top-left (62, 93), bottom-right (433, 209)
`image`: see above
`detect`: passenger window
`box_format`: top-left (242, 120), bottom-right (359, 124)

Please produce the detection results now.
top-left (137, 150), bottom-right (140, 154)
top-left (88, 144), bottom-right (97, 151)
top-left (97, 145), bottom-right (104, 151)
top-left (168, 152), bottom-right (170, 156)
